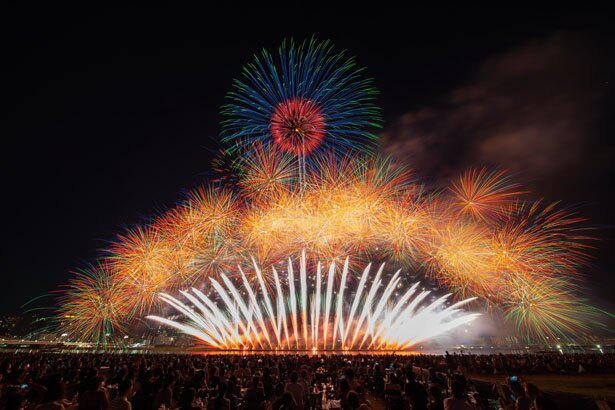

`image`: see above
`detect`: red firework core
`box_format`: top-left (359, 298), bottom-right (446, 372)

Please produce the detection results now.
top-left (270, 98), bottom-right (326, 155)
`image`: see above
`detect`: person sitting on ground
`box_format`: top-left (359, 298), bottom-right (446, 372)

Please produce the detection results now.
top-left (78, 375), bottom-right (109, 410)
top-left (153, 375), bottom-right (174, 410)
top-left (206, 382), bottom-right (230, 410)
top-left (224, 375), bottom-right (239, 410)
top-left (404, 370), bottom-right (428, 410)
top-left (177, 387), bottom-right (201, 410)
top-left (355, 385), bottom-right (372, 409)
top-left (384, 373), bottom-right (401, 395)
top-left (109, 378), bottom-right (133, 410)
top-left (270, 392), bottom-right (296, 410)
top-left (36, 376), bottom-right (68, 410)
top-left (268, 382), bottom-right (286, 410)
top-left (243, 375), bottom-right (265, 410)
top-left (346, 390), bottom-right (371, 410)
top-left (443, 381), bottom-right (471, 410)
top-left (508, 378), bottom-right (529, 410)
top-left (284, 372), bottom-right (304, 410)
top-left (428, 384), bottom-right (444, 410)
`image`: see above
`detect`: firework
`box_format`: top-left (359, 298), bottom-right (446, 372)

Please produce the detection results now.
top-left (270, 98), bottom-right (326, 156)
top-left (236, 142), bottom-right (297, 202)
top-left (58, 262), bottom-right (130, 343)
top-left (427, 220), bottom-right (500, 299)
top-left (491, 200), bottom-right (592, 280)
top-left (159, 185), bottom-right (239, 243)
top-left (503, 276), bottom-right (600, 341)
top-left (236, 156), bottom-right (423, 265)
top-left (187, 236), bottom-right (239, 288)
top-left (147, 252), bottom-right (479, 350)
top-left (109, 227), bottom-right (175, 314)
top-left (450, 168), bottom-right (523, 222)
top-left (221, 38), bottom-right (381, 185)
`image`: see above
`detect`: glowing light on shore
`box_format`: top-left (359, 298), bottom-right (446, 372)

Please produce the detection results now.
top-left (147, 252), bottom-right (479, 350)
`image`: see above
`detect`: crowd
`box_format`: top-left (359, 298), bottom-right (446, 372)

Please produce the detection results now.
top-left (0, 351), bottom-right (612, 409)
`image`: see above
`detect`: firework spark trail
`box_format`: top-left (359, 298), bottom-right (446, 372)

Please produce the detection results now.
top-left (147, 252), bottom-right (479, 350)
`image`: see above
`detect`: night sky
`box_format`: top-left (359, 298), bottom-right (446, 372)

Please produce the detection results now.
top-left (3, 6), bottom-right (614, 315)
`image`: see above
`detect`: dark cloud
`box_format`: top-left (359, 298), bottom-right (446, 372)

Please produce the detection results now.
top-left (381, 32), bottom-right (611, 190)
top-left (382, 32), bottom-right (615, 313)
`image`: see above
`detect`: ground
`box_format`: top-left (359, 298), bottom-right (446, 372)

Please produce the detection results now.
top-left (470, 373), bottom-right (615, 401)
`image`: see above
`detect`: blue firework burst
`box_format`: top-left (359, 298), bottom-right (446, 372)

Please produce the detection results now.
top-left (221, 37), bottom-right (381, 161)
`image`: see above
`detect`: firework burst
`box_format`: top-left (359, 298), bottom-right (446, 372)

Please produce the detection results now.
top-left (58, 263), bottom-right (130, 343)
top-left (491, 201), bottom-right (592, 282)
top-left (427, 220), bottom-right (500, 299)
top-left (88, 156), bottom-right (597, 342)
top-left (503, 277), bottom-right (599, 341)
top-left (221, 38), bottom-right (381, 162)
top-left (109, 227), bottom-right (174, 314)
top-left (270, 98), bottom-right (326, 156)
top-left (450, 168), bottom-right (523, 222)
top-left (147, 252), bottom-right (480, 350)
top-left (236, 142), bottom-right (296, 202)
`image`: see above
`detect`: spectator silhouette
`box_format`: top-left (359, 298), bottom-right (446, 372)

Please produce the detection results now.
top-left (284, 372), bottom-right (304, 409)
top-left (109, 379), bottom-right (133, 410)
top-left (443, 381), bottom-right (471, 410)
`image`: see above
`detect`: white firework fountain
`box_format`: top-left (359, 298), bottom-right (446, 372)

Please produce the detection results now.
top-left (147, 251), bottom-right (480, 351)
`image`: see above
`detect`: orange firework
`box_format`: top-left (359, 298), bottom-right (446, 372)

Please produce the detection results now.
top-left (153, 185), bottom-right (239, 280)
top-left (236, 142), bottom-right (297, 202)
top-left (427, 219), bottom-right (501, 299)
top-left (234, 156), bottom-right (423, 271)
top-left (491, 201), bottom-right (592, 280)
top-left (185, 235), bottom-right (241, 287)
top-left (450, 168), bottom-right (523, 222)
top-left (425, 197), bottom-right (594, 307)
top-left (109, 227), bottom-right (174, 314)
top-left (58, 262), bottom-right (130, 343)
top-left (162, 185), bottom-right (239, 243)
top-left (308, 155), bottom-right (414, 199)
top-left (375, 203), bottom-right (427, 262)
